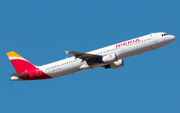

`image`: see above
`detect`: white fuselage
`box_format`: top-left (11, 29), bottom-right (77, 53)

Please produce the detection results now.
top-left (39, 32), bottom-right (175, 78)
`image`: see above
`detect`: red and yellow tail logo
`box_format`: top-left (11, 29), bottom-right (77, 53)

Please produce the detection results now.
top-left (6, 51), bottom-right (36, 73)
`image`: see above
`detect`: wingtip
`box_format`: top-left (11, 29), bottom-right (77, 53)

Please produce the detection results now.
top-left (65, 51), bottom-right (69, 54)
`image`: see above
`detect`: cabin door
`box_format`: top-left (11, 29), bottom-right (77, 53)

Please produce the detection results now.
top-left (121, 45), bottom-right (125, 52)
top-left (153, 34), bottom-right (158, 42)
top-left (36, 69), bottom-right (42, 76)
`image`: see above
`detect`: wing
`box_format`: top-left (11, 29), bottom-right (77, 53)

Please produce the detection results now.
top-left (65, 51), bottom-right (102, 64)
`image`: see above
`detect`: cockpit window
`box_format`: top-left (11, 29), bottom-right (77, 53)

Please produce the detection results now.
top-left (162, 33), bottom-right (168, 36)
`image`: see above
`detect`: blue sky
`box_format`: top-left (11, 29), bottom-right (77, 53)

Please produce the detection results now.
top-left (1, 0), bottom-right (180, 113)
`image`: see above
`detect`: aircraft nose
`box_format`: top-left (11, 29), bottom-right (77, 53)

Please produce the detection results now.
top-left (168, 35), bottom-right (175, 42)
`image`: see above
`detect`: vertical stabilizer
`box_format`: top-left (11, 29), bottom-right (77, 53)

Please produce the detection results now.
top-left (6, 51), bottom-right (36, 73)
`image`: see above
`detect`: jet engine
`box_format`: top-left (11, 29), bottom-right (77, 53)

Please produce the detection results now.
top-left (104, 59), bottom-right (124, 69)
top-left (102, 53), bottom-right (117, 63)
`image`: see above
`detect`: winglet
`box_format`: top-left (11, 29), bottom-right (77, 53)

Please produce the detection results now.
top-left (65, 51), bottom-right (69, 54)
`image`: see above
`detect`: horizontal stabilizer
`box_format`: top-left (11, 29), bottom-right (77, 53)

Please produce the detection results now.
top-left (10, 73), bottom-right (29, 77)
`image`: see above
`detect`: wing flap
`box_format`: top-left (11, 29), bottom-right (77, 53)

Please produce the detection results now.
top-left (66, 51), bottom-right (101, 58)
top-left (66, 51), bottom-right (102, 64)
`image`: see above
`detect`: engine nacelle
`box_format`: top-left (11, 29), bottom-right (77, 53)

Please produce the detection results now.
top-left (104, 59), bottom-right (124, 69)
top-left (102, 53), bottom-right (117, 63)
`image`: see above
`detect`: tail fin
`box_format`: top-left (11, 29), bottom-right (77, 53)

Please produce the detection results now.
top-left (6, 51), bottom-right (37, 73)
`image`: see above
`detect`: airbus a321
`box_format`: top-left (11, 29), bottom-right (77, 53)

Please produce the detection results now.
top-left (7, 32), bottom-right (175, 81)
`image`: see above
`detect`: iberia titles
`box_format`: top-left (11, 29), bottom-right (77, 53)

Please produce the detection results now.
top-left (116, 39), bottom-right (140, 48)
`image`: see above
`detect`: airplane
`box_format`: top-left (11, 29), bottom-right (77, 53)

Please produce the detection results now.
top-left (6, 32), bottom-right (175, 81)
